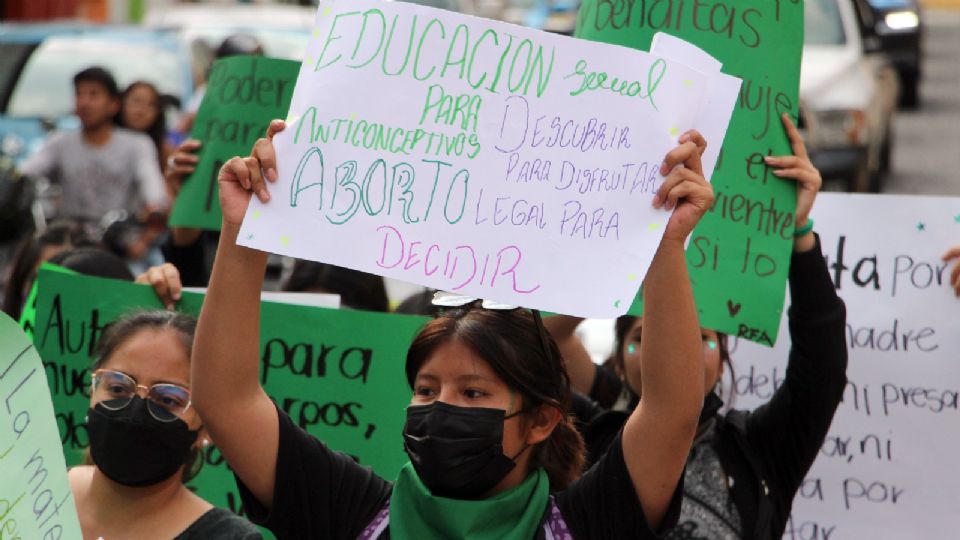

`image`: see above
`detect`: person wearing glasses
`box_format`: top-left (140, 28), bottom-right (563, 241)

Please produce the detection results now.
top-left (546, 114), bottom-right (849, 540)
top-left (68, 310), bottom-right (261, 539)
top-left (190, 120), bottom-right (714, 539)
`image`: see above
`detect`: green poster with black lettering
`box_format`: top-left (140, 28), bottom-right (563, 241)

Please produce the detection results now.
top-left (576, 1), bottom-right (804, 345)
top-left (169, 56), bottom-right (300, 230)
top-left (33, 268), bottom-right (426, 524)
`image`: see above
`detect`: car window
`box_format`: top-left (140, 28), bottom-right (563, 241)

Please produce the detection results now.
top-left (805, 0), bottom-right (847, 45)
top-left (6, 36), bottom-right (186, 119)
top-left (867, 0), bottom-right (912, 7)
top-left (0, 43), bottom-right (36, 111)
top-left (183, 27), bottom-right (309, 61)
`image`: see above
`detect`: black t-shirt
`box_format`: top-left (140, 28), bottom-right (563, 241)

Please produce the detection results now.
top-left (236, 407), bottom-right (681, 539)
top-left (174, 507), bottom-right (263, 539)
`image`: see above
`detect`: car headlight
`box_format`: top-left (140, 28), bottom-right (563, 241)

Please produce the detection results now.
top-left (1, 134), bottom-right (24, 158)
top-left (808, 110), bottom-right (868, 147)
top-left (884, 11), bottom-right (920, 31)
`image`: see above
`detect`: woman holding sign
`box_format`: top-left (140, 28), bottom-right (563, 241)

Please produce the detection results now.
top-left (69, 310), bottom-right (261, 539)
top-left (548, 113), bottom-right (848, 540)
top-left (191, 120), bottom-right (715, 539)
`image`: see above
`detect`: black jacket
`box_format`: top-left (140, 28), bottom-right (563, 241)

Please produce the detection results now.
top-left (577, 236), bottom-right (848, 540)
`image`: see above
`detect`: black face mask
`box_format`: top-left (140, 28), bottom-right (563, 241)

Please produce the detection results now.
top-left (403, 401), bottom-right (526, 499)
top-left (87, 396), bottom-right (199, 487)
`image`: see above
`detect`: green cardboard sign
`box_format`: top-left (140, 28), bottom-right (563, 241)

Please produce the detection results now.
top-left (33, 268), bottom-right (427, 519)
top-left (576, 1), bottom-right (804, 345)
top-left (169, 56), bottom-right (300, 230)
top-left (0, 311), bottom-right (83, 540)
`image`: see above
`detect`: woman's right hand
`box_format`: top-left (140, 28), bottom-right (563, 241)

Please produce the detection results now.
top-left (218, 120), bottom-right (286, 227)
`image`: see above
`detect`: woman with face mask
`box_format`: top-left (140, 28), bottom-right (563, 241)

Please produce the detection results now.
top-left (190, 120), bottom-right (714, 539)
top-left (547, 114), bottom-right (849, 540)
top-left (69, 310), bottom-right (261, 539)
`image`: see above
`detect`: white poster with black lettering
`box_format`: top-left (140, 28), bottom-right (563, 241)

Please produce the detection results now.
top-left (730, 193), bottom-right (960, 539)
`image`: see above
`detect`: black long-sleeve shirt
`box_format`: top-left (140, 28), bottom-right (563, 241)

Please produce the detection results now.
top-left (579, 235), bottom-right (848, 540)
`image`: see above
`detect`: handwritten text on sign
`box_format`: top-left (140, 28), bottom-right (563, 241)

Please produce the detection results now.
top-left (731, 193), bottom-right (960, 538)
top-left (576, 0), bottom-right (804, 344)
top-left (0, 312), bottom-right (83, 540)
top-left (238, 0), bottom-right (718, 318)
top-left (33, 268), bottom-right (424, 517)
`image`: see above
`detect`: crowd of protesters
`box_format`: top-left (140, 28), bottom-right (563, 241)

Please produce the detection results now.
top-left (0, 28), bottom-right (958, 540)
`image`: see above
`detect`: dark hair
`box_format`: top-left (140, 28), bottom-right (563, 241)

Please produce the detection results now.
top-left (73, 66), bottom-right (120, 98)
top-left (613, 315), bottom-right (735, 403)
top-left (47, 247), bottom-right (134, 282)
top-left (115, 81), bottom-right (166, 168)
top-left (91, 310), bottom-right (203, 482)
top-left (283, 260), bottom-right (389, 312)
top-left (406, 309), bottom-right (585, 490)
top-left (394, 289), bottom-right (436, 316)
top-left (2, 221), bottom-right (93, 319)
top-left (216, 34), bottom-right (264, 58)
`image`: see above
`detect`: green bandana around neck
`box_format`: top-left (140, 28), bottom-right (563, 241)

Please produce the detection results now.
top-left (389, 462), bottom-right (550, 540)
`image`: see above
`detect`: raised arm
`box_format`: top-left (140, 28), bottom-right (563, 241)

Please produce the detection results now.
top-left (542, 315), bottom-right (596, 395)
top-left (622, 132), bottom-right (712, 528)
top-left (743, 114), bottom-right (848, 503)
top-left (191, 120), bottom-right (285, 509)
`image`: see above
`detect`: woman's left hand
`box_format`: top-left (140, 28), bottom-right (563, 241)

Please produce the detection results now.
top-left (764, 113), bottom-right (823, 229)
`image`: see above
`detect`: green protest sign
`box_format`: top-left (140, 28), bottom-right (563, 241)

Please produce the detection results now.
top-left (33, 268), bottom-right (427, 518)
top-left (576, 1), bottom-right (804, 345)
top-left (0, 311), bottom-right (83, 540)
top-left (169, 56), bottom-right (300, 230)
top-left (19, 264), bottom-right (75, 341)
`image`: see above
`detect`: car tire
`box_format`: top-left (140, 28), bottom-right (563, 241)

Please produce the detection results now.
top-left (879, 127), bottom-right (893, 175)
top-left (900, 73), bottom-right (920, 109)
top-left (848, 153), bottom-right (872, 193)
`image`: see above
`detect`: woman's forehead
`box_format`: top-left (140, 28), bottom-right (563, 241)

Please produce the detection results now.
top-left (416, 341), bottom-right (500, 382)
top-left (102, 328), bottom-right (190, 387)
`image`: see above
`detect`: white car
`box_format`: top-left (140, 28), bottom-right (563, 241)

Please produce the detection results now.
top-left (801, 0), bottom-right (899, 192)
top-left (144, 3), bottom-right (314, 87)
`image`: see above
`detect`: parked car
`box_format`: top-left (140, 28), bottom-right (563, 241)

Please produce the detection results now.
top-left (144, 3), bottom-right (314, 86)
top-left (852, 0), bottom-right (923, 107)
top-left (0, 24), bottom-right (194, 165)
top-left (800, 0), bottom-right (899, 192)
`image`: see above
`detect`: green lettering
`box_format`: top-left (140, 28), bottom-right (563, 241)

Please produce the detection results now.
top-left (442, 24), bottom-right (470, 79)
top-left (414, 18), bottom-right (446, 81)
top-left (507, 39), bottom-right (533, 93)
top-left (317, 11), bottom-right (361, 70)
top-left (348, 9), bottom-right (388, 69)
top-left (381, 14), bottom-right (417, 76)
top-left (467, 29), bottom-right (497, 89)
top-left (487, 33), bottom-right (515, 93)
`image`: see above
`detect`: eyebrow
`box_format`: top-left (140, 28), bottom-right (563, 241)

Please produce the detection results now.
top-left (414, 373), bottom-right (495, 385)
top-left (109, 369), bottom-right (188, 389)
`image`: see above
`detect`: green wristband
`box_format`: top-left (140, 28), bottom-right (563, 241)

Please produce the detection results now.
top-left (794, 218), bottom-right (814, 238)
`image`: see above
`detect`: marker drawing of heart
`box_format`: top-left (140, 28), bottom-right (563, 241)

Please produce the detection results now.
top-left (726, 300), bottom-right (742, 317)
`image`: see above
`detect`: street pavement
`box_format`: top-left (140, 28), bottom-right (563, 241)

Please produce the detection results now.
top-left (882, 9), bottom-right (960, 196)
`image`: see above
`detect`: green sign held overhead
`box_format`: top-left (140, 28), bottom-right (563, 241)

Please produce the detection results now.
top-left (169, 56), bottom-right (300, 230)
top-left (576, 1), bottom-right (805, 345)
top-left (0, 311), bottom-right (83, 540)
top-left (33, 268), bottom-right (427, 517)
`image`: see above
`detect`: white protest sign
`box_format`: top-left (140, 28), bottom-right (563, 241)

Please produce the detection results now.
top-left (239, 0), bottom-right (738, 318)
top-left (649, 33), bottom-right (741, 183)
top-left (730, 193), bottom-right (960, 539)
top-left (0, 312), bottom-right (83, 540)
